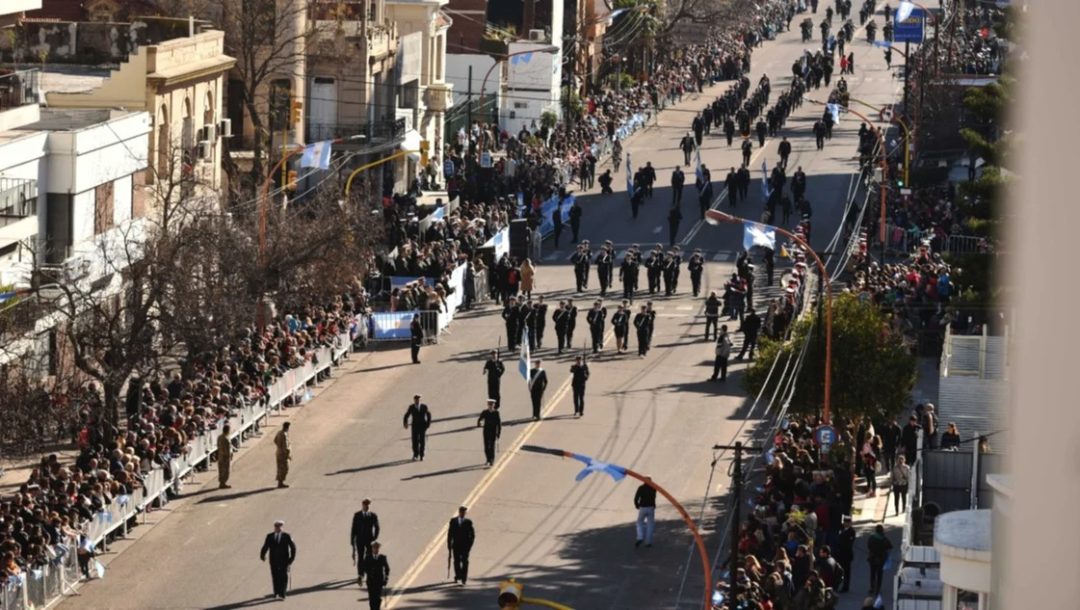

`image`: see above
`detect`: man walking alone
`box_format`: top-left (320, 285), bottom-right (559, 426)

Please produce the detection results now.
top-left (448, 506), bottom-right (476, 585)
top-left (477, 400), bottom-right (501, 466)
top-left (403, 395), bottom-right (432, 461)
top-left (634, 478), bottom-right (657, 548)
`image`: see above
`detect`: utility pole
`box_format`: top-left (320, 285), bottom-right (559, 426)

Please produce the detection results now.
top-left (467, 65), bottom-right (473, 132)
top-left (713, 442), bottom-right (761, 578)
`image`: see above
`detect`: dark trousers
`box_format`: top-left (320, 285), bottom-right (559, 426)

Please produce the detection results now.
top-left (453, 549), bottom-right (470, 582)
top-left (487, 385), bottom-right (501, 410)
top-left (572, 385), bottom-right (586, 415)
top-left (869, 561), bottom-right (885, 593)
top-left (410, 342), bottom-right (420, 363)
top-left (483, 432), bottom-right (497, 464)
top-left (894, 485), bottom-right (908, 514)
top-left (838, 558), bottom-right (853, 592)
top-left (704, 315), bottom-right (719, 340)
top-left (270, 563), bottom-right (288, 597)
top-left (623, 282), bottom-right (634, 301)
top-left (691, 272), bottom-right (702, 296)
top-left (711, 356), bottom-right (729, 380)
top-left (591, 326), bottom-right (603, 352)
top-left (883, 449), bottom-right (896, 473)
top-left (683, 150), bottom-right (692, 165)
top-left (368, 583), bottom-right (384, 610)
top-left (556, 330), bottom-right (567, 352)
top-left (410, 429), bottom-right (426, 459)
top-left (536, 323), bottom-right (546, 348)
top-left (673, 185), bottom-right (683, 205)
top-left (355, 543), bottom-right (373, 578)
top-left (531, 391), bottom-right (543, 419)
top-left (567, 326), bottom-right (576, 345)
top-left (506, 325), bottom-right (517, 350)
top-left (637, 331), bottom-right (649, 355)
top-left (738, 334), bottom-right (757, 359)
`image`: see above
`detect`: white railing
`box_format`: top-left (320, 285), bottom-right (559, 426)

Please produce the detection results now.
top-left (0, 322), bottom-right (363, 610)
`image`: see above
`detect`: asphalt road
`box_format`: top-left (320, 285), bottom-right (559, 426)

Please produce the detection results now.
top-left (61, 9), bottom-right (904, 610)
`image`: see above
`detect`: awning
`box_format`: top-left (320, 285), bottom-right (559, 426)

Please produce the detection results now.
top-left (400, 130), bottom-right (422, 161)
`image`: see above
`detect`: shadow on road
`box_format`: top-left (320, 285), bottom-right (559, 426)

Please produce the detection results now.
top-left (196, 486), bottom-right (278, 504)
top-left (203, 578), bottom-right (354, 609)
top-left (324, 459), bottom-right (415, 476)
top-left (401, 464), bottom-right (487, 481)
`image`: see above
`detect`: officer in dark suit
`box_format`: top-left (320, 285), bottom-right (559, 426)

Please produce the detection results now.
top-left (565, 300), bottom-right (578, 346)
top-left (409, 314), bottom-right (423, 364)
top-left (553, 301), bottom-right (569, 353)
top-left (448, 506), bottom-right (476, 585)
top-left (586, 300), bottom-right (607, 353)
top-left (572, 245), bottom-right (589, 292)
top-left (402, 395), bottom-right (431, 460)
top-left (595, 244), bottom-right (614, 297)
top-left (619, 253), bottom-right (637, 302)
top-left (671, 166), bottom-right (685, 206)
top-left (634, 305), bottom-right (650, 357)
top-left (260, 520), bottom-right (296, 600)
top-left (351, 498), bottom-right (380, 586)
top-left (528, 361), bottom-right (548, 420)
top-left (534, 295), bottom-right (548, 348)
top-left (645, 302), bottom-right (657, 347)
top-left (737, 308), bottom-right (762, 360)
top-left (725, 167), bottom-right (739, 207)
top-left (483, 350), bottom-right (505, 409)
top-left (688, 249), bottom-right (705, 297)
top-left (737, 164), bottom-right (751, 201)
top-left (477, 399), bottom-right (501, 466)
top-left (645, 249), bottom-right (661, 295)
top-left (502, 297), bottom-right (520, 350)
top-left (363, 542), bottom-right (390, 610)
top-left (570, 356), bottom-right (590, 417)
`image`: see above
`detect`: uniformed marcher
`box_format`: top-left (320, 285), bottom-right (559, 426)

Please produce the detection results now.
top-left (261, 519), bottom-right (296, 600)
top-left (570, 356), bottom-right (590, 417)
top-left (662, 252), bottom-right (677, 296)
top-left (402, 395), bottom-right (431, 461)
top-left (364, 542), bottom-right (390, 610)
top-left (645, 302), bottom-right (657, 348)
top-left (697, 164), bottom-right (713, 220)
top-left (634, 306), bottom-right (650, 357)
top-left (528, 360), bottom-right (548, 420)
top-left (448, 506), bottom-right (476, 585)
top-left (572, 245), bottom-right (590, 291)
top-left (477, 400), bottom-right (502, 466)
top-left (351, 498), bottom-right (380, 586)
top-left (667, 205), bottom-right (682, 247)
top-left (502, 296), bottom-right (520, 350)
top-left (619, 252), bottom-right (638, 302)
top-left (553, 301), bottom-right (569, 353)
top-left (274, 422), bottom-right (291, 488)
top-left (612, 304), bottom-right (630, 353)
top-left (586, 300), bottom-right (607, 353)
top-left (704, 291), bottom-right (721, 340)
top-left (565, 299), bottom-right (579, 346)
top-left (741, 138), bottom-right (753, 167)
top-left (595, 244), bottom-right (614, 297)
top-left (483, 350), bottom-right (505, 409)
top-left (725, 167), bottom-right (739, 208)
top-left (737, 308), bottom-right (762, 360)
top-left (671, 246), bottom-right (683, 293)
top-left (778, 137), bottom-right (792, 168)
top-left (217, 423), bottom-right (233, 489)
top-left (671, 166), bottom-right (685, 207)
top-left (410, 314), bottom-right (423, 364)
top-left (688, 249), bottom-right (705, 297)
top-left (534, 296), bottom-right (548, 348)
top-left (645, 248), bottom-right (661, 295)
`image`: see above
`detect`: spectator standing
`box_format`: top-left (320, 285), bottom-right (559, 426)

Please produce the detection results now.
top-left (274, 422), bottom-right (291, 489)
top-left (890, 455), bottom-right (911, 515)
top-left (711, 325), bottom-right (733, 381)
top-left (866, 524), bottom-right (893, 595)
top-left (940, 422), bottom-right (961, 449)
top-left (216, 424), bottom-right (233, 489)
top-left (410, 314), bottom-right (424, 364)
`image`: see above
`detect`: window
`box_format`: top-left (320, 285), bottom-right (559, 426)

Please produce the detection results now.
top-left (956, 589), bottom-right (980, 610)
top-left (270, 79), bottom-right (292, 131)
top-left (94, 181), bottom-right (115, 235)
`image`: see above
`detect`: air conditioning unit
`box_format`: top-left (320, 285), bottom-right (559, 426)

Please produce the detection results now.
top-left (528, 29), bottom-right (546, 42)
top-left (218, 118), bottom-right (233, 138)
top-left (197, 140), bottom-right (213, 160)
top-left (200, 124), bottom-right (217, 142)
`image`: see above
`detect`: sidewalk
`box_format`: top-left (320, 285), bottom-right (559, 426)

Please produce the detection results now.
top-left (836, 356), bottom-right (940, 610)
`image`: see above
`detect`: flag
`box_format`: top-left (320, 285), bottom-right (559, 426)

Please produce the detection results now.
top-left (625, 151), bottom-right (633, 199)
top-left (827, 103), bottom-right (842, 125)
top-left (743, 221), bottom-right (776, 251)
top-left (299, 140), bottom-right (333, 170)
top-left (568, 452), bottom-right (627, 482)
top-left (518, 327), bottom-right (531, 385)
top-left (695, 145), bottom-right (705, 195)
top-left (760, 159), bottom-right (771, 200)
top-left (897, 1), bottom-right (915, 22)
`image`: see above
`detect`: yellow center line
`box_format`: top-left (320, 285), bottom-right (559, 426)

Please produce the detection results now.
top-left (384, 327), bottom-right (616, 608)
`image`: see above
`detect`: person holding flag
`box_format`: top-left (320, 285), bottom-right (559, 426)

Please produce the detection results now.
top-left (695, 158), bottom-right (713, 220)
top-left (528, 359), bottom-right (548, 421)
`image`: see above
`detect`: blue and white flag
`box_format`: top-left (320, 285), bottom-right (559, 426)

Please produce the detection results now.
top-left (695, 145), bottom-right (705, 195)
top-left (897, 1), bottom-right (916, 22)
top-left (568, 452), bottom-right (627, 482)
top-left (625, 151), bottom-right (634, 198)
top-left (760, 159), bottom-right (771, 200)
top-left (518, 327), bottom-right (531, 384)
top-left (743, 221), bottom-right (776, 251)
top-left (826, 103), bottom-right (842, 125)
top-left (300, 140), bottom-right (333, 170)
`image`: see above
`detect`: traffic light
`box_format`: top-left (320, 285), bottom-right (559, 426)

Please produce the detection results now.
top-left (419, 139), bottom-right (430, 166)
top-left (288, 100), bottom-right (303, 127)
top-left (286, 170), bottom-right (298, 191)
top-left (497, 578), bottom-right (523, 608)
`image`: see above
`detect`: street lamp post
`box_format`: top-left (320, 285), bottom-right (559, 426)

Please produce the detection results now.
top-left (704, 210), bottom-right (835, 425)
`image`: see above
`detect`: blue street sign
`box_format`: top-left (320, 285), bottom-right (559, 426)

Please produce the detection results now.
top-left (814, 425), bottom-right (838, 452)
top-left (893, 7), bottom-right (925, 43)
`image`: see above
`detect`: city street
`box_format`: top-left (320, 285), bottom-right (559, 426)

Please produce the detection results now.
top-left (59, 10), bottom-right (904, 610)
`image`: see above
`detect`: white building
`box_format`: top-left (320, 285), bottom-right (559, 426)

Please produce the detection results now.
top-left (502, 38), bottom-right (563, 135)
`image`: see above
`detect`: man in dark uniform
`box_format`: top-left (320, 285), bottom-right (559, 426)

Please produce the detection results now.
top-left (688, 248), bottom-right (705, 297)
top-left (680, 132), bottom-right (696, 166)
top-left (410, 314), bottom-right (423, 364)
top-left (565, 299), bottom-right (579, 346)
top-left (725, 166), bottom-right (739, 207)
top-left (741, 138), bottom-right (753, 167)
top-left (612, 303), bottom-right (630, 352)
top-left (642, 162), bottom-right (657, 199)
top-left (448, 506), bottom-right (476, 585)
top-left (476, 399), bottom-right (501, 466)
top-left (813, 120), bottom-right (826, 150)
top-left (351, 498), bottom-right (380, 587)
top-left (570, 355), bottom-right (590, 417)
top-left (835, 515), bottom-right (856, 593)
top-left (755, 118), bottom-right (767, 147)
top-left (671, 166), bottom-right (685, 206)
top-left (620, 253), bottom-right (637, 302)
top-left (572, 245), bottom-right (589, 292)
top-left (704, 291), bottom-right (721, 340)
top-left (737, 164), bottom-right (751, 201)
top-left (534, 295), bottom-right (548, 348)
top-left (569, 199), bottom-right (583, 243)
top-left (552, 204), bottom-right (563, 248)
top-left (645, 302), bottom-right (657, 348)
top-left (260, 520), bottom-right (296, 600)
top-left (692, 114), bottom-right (704, 146)
top-left (483, 350), bottom-right (505, 409)
top-left (402, 395), bottom-right (431, 461)
top-left (670, 246), bottom-right (683, 293)
top-left (662, 252), bottom-right (677, 296)
top-left (792, 165), bottom-right (808, 201)
top-left (737, 308), bottom-right (761, 360)
top-left (528, 360), bottom-right (548, 420)
top-left (502, 296), bottom-right (520, 350)
top-left (586, 300), bottom-right (607, 353)
top-left (634, 305), bottom-right (650, 357)
top-left (595, 244), bottom-right (614, 297)
top-left (553, 301), bottom-right (569, 353)
top-left (697, 164), bottom-right (713, 220)
top-left (363, 542), bottom-right (390, 610)
top-left (645, 248), bottom-right (661, 295)
top-left (667, 205), bottom-right (682, 247)
top-left (778, 136), bottom-right (792, 168)
top-left (723, 117), bottom-right (736, 146)
top-left (521, 300), bottom-right (537, 351)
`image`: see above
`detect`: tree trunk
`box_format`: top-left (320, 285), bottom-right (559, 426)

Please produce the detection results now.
top-left (103, 380), bottom-right (123, 425)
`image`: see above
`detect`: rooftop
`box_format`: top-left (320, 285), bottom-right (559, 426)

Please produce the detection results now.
top-left (934, 509), bottom-right (992, 561)
top-left (39, 66), bottom-right (110, 96)
top-left (14, 107), bottom-right (135, 131)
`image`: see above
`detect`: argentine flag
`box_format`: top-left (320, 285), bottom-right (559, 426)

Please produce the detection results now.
top-left (300, 140), bottom-right (333, 170)
top-left (695, 145), bottom-right (706, 195)
top-left (743, 221), bottom-right (777, 251)
top-left (625, 151), bottom-right (633, 199)
top-left (518, 327), bottom-right (531, 385)
top-left (760, 159), bottom-right (772, 200)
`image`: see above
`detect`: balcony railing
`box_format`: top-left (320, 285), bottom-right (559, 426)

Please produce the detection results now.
top-left (0, 69), bottom-right (40, 112)
top-left (305, 117), bottom-right (407, 143)
top-left (0, 176), bottom-right (38, 229)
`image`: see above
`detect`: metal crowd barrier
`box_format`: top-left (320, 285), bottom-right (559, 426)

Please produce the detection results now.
top-left (945, 234), bottom-right (987, 255)
top-left (5, 325), bottom-right (360, 610)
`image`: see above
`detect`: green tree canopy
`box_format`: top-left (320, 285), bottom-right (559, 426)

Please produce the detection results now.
top-left (744, 293), bottom-right (917, 422)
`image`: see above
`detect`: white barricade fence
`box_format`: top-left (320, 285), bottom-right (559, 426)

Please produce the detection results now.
top-left (2, 533), bottom-right (81, 610)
